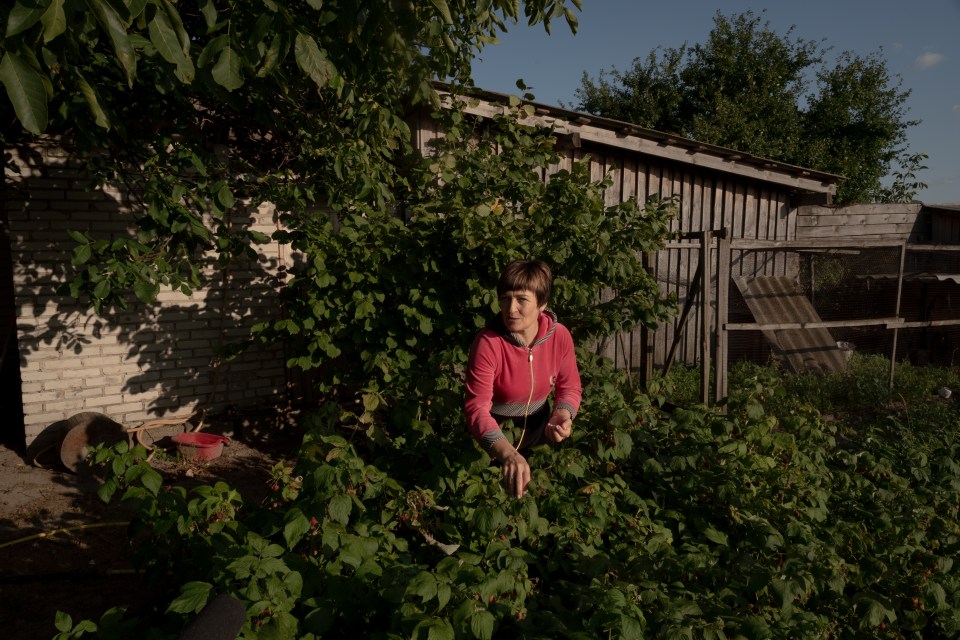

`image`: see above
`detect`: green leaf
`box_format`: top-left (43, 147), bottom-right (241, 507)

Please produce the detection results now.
top-left (430, 0), bottom-right (453, 24)
top-left (283, 508), bottom-right (311, 548)
top-left (436, 582), bottom-right (451, 610)
top-left (167, 581), bottom-right (212, 614)
top-left (328, 493), bottom-right (351, 524)
top-left (148, 8), bottom-right (195, 83)
top-left (133, 279), bottom-right (159, 303)
top-left (407, 571), bottom-right (438, 601)
top-left (140, 467), bottom-right (163, 495)
top-left (216, 184), bottom-right (235, 210)
top-left (6, 0), bottom-right (47, 37)
top-left (739, 615), bottom-right (771, 640)
top-left (72, 243), bottom-right (93, 266)
top-left (54, 610), bottom-right (73, 632)
top-left (417, 617), bottom-right (454, 640)
top-left (93, 278), bottom-right (111, 300)
top-left (0, 51), bottom-right (48, 133)
top-left (472, 506), bottom-right (505, 532)
top-left (86, 0), bottom-right (137, 87)
top-left (294, 33), bottom-right (337, 88)
top-left (97, 477), bottom-right (117, 503)
top-left (703, 526), bottom-right (728, 546)
top-left (924, 580), bottom-right (947, 610)
top-left (419, 315), bottom-right (434, 335)
top-left (470, 610), bottom-right (495, 640)
top-left (74, 71), bottom-right (110, 129)
top-left (212, 46), bottom-right (243, 90)
top-left (40, 0), bottom-right (67, 41)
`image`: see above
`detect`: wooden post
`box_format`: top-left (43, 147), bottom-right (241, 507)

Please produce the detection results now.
top-left (715, 229), bottom-right (730, 405)
top-left (638, 251), bottom-right (654, 388)
top-left (700, 230), bottom-right (712, 405)
top-left (888, 243), bottom-right (907, 392)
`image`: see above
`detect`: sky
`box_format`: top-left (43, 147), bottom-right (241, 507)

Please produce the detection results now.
top-left (470, 0), bottom-right (960, 204)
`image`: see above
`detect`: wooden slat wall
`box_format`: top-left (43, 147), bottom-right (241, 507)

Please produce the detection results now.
top-left (798, 204), bottom-right (924, 242)
top-left (583, 147), bottom-right (798, 371)
top-left (932, 212), bottom-right (960, 243)
top-left (408, 110), bottom-right (805, 371)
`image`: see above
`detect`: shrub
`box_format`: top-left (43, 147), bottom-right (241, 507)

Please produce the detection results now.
top-left (62, 358), bottom-right (960, 639)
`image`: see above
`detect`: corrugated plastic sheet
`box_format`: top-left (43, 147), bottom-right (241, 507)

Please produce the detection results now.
top-left (734, 276), bottom-right (850, 374)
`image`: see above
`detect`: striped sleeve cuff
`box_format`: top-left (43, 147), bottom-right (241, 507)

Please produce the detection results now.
top-left (556, 402), bottom-right (577, 420)
top-left (481, 428), bottom-right (507, 451)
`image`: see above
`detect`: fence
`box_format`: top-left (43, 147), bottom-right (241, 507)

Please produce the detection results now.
top-left (641, 231), bottom-right (960, 404)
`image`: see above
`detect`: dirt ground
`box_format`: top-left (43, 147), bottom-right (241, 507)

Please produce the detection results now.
top-left (0, 413), bottom-right (302, 640)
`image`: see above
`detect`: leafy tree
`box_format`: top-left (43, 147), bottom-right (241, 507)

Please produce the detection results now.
top-left (575, 10), bottom-right (919, 204)
top-left (2, 0), bottom-right (680, 459)
top-left (254, 95), bottom-right (677, 436)
top-left (0, 0), bottom-right (584, 309)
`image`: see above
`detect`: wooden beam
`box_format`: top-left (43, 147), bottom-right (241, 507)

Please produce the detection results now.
top-left (726, 317), bottom-right (899, 331)
top-left (730, 238), bottom-right (906, 250)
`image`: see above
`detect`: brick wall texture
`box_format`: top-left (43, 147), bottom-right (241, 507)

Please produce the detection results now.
top-left (5, 141), bottom-right (295, 444)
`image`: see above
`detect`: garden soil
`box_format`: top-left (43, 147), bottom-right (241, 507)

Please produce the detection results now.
top-left (0, 414), bottom-right (302, 640)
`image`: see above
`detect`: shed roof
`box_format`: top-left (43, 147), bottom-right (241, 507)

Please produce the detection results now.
top-left (451, 86), bottom-right (842, 196)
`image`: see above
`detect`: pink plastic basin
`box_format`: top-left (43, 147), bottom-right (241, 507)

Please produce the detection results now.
top-left (172, 432), bottom-right (230, 461)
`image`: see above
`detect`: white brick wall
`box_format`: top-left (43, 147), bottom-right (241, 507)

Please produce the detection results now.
top-left (6, 141), bottom-right (297, 444)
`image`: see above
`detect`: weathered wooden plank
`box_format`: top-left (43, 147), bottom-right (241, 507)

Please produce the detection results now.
top-left (732, 238), bottom-right (903, 250)
top-left (727, 317), bottom-right (897, 330)
top-left (692, 173), bottom-right (707, 233)
top-left (621, 156), bottom-right (638, 204)
top-left (760, 189), bottom-right (777, 274)
top-left (636, 158), bottom-right (649, 203)
top-left (798, 213), bottom-right (921, 227)
top-left (715, 232), bottom-right (731, 402)
top-left (605, 156), bottom-right (622, 207)
top-left (730, 183), bottom-right (748, 277)
top-left (800, 223), bottom-right (917, 239)
top-left (800, 203), bottom-right (922, 216)
top-left (721, 177), bottom-right (735, 235)
top-left (745, 187), bottom-right (761, 275)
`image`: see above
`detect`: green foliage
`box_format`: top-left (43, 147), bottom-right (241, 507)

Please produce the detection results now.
top-left (877, 151), bottom-right (929, 204)
top-left (61, 356), bottom-right (960, 639)
top-left (254, 96), bottom-right (677, 424)
top-left (575, 9), bottom-right (920, 205)
top-left (1, 0), bottom-right (584, 310)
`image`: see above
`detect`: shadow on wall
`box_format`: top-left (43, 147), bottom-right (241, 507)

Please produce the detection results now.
top-left (6, 143), bottom-right (302, 447)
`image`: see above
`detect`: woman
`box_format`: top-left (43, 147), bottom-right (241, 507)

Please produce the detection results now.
top-left (464, 259), bottom-right (582, 498)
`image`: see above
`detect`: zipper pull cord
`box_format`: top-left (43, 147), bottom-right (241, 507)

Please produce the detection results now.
top-left (516, 347), bottom-right (535, 450)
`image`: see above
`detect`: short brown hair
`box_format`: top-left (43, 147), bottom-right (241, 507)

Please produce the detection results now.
top-left (497, 260), bottom-right (552, 306)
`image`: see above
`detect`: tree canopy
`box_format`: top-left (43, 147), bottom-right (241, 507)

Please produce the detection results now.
top-left (574, 10), bottom-right (922, 204)
top-left (1, 0), bottom-right (583, 308)
top-left (1, 0), bottom-right (677, 426)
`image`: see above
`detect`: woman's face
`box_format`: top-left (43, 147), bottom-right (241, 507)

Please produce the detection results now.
top-left (499, 289), bottom-right (546, 339)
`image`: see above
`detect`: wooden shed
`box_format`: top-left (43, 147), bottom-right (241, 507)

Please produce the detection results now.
top-left (788, 203), bottom-right (960, 370)
top-left (412, 89), bottom-right (843, 387)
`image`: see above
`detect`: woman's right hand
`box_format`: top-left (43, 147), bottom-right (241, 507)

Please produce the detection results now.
top-left (490, 438), bottom-right (530, 498)
top-left (500, 450), bottom-right (531, 498)
top-left (503, 451), bottom-right (530, 498)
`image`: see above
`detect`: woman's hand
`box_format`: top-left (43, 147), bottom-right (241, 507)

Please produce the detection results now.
top-left (490, 439), bottom-right (530, 498)
top-left (545, 410), bottom-right (572, 443)
top-left (500, 451), bottom-right (531, 498)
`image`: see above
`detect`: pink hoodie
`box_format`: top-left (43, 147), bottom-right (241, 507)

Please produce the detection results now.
top-left (465, 310), bottom-right (582, 449)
